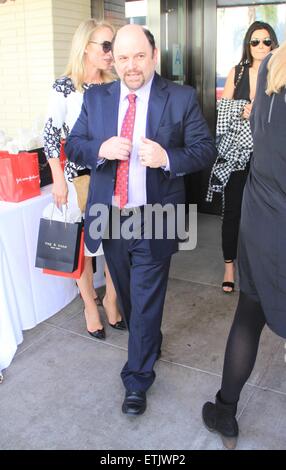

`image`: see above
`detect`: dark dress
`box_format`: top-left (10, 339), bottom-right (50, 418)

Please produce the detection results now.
top-left (233, 64), bottom-right (251, 101)
top-left (239, 53), bottom-right (286, 338)
top-left (222, 65), bottom-right (251, 260)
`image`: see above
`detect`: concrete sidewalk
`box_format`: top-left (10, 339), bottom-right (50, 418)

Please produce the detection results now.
top-left (0, 214), bottom-right (285, 450)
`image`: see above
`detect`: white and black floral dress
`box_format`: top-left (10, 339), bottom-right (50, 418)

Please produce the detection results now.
top-left (43, 76), bottom-right (103, 256)
top-left (43, 76), bottom-right (95, 181)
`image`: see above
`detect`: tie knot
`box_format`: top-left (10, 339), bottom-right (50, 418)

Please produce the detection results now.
top-left (127, 93), bottom-right (136, 104)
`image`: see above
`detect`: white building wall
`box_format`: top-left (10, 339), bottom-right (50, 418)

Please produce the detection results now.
top-left (0, 0), bottom-right (90, 139)
top-left (52, 0), bottom-right (91, 78)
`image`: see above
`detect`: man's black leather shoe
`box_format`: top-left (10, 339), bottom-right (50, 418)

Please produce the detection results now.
top-left (122, 390), bottom-right (146, 416)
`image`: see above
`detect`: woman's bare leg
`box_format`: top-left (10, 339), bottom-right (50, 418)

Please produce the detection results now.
top-left (103, 262), bottom-right (122, 325)
top-left (77, 256), bottom-right (103, 331)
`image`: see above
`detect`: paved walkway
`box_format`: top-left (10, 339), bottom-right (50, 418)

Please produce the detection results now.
top-left (0, 214), bottom-right (285, 450)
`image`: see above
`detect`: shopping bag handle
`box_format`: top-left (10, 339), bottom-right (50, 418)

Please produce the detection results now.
top-left (50, 203), bottom-right (68, 228)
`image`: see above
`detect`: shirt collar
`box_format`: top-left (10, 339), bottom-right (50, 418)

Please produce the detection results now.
top-left (120, 73), bottom-right (155, 103)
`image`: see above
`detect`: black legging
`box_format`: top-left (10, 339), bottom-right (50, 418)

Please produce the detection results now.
top-left (222, 166), bottom-right (249, 261)
top-left (220, 291), bottom-right (266, 404)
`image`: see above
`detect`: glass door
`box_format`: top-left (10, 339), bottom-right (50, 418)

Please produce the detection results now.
top-left (160, 0), bottom-right (187, 84)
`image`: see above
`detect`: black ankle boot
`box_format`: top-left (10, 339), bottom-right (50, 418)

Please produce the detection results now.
top-left (202, 391), bottom-right (239, 449)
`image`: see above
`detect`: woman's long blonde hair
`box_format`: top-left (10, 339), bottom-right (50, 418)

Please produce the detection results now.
top-left (64, 19), bottom-right (115, 92)
top-left (266, 40), bottom-right (286, 95)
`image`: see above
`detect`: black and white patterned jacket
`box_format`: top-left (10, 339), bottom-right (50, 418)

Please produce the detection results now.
top-left (206, 97), bottom-right (253, 203)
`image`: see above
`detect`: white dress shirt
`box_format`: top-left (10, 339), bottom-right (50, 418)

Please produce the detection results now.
top-left (116, 77), bottom-right (154, 207)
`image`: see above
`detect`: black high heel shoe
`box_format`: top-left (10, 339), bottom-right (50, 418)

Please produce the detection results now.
top-left (102, 296), bottom-right (127, 331)
top-left (87, 327), bottom-right (106, 340)
top-left (109, 320), bottom-right (126, 331)
top-left (84, 309), bottom-right (105, 340)
top-left (222, 260), bottom-right (235, 293)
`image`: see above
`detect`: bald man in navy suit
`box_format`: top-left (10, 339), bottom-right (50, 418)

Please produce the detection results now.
top-left (66, 24), bottom-right (216, 415)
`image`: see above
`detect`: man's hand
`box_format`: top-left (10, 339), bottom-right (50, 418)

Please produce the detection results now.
top-left (138, 137), bottom-right (167, 168)
top-left (99, 136), bottom-right (131, 160)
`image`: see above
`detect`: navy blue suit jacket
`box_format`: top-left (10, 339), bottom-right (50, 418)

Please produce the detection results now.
top-left (66, 73), bottom-right (216, 259)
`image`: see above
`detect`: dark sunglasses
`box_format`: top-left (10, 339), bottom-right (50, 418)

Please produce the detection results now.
top-left (89, 40), bottom-right (112, 53)
top-left (249, 38), bottom-right (272, 48)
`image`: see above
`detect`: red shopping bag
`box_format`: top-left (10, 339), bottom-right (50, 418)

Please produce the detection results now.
top-left (0, 151), bottom-right (40, 202)
top-left (43, 228), bottom-right (84, 279)
top-left (60, 140), bottom-right (67, 171)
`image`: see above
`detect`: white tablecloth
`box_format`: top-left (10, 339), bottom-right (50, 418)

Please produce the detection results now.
top-left (0, 185), bottom-right (104, 373)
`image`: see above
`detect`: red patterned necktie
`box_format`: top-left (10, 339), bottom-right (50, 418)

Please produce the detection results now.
top-left (114, 93), bottom-right (137, 208)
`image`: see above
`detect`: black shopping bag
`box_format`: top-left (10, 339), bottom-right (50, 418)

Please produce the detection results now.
top-left (27, 148), bottom-right (53, 188)
top-left (35, 218), bottom-right (82, 272)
